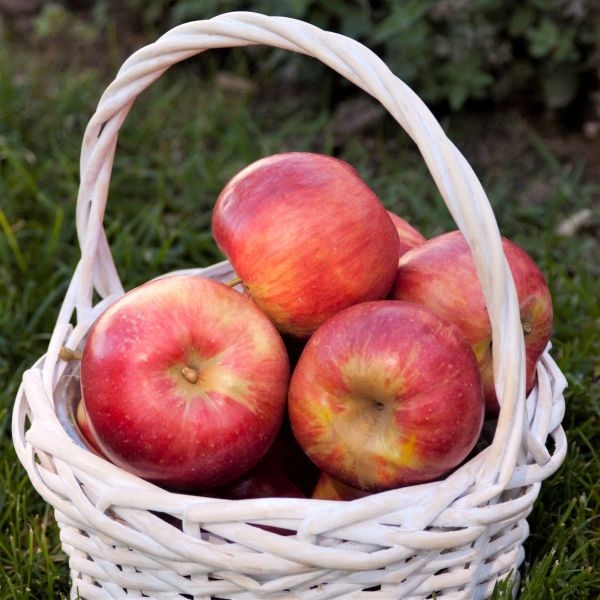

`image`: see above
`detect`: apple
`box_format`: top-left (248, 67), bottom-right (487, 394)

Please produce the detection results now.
top-left (312, 472), bottom-right (370, 501)
top-left (80, 275), bottom-right (290, 491)
top-left (386, 210), bottom-right (426, 257)
top-left (74, 399), bottom-right (106, 458)
top-left (211, 152), bottom-right (400, 337)
top-left (288, 300), bottom-right (484, 492)
top-left (391, 230), bottom-right (553, 416)
top-left (257, 417), bottom-right (320, 497)
top-left (209, 418), bottom-right (318, 499)
top-left (209, 464), bottom-right (305, 500)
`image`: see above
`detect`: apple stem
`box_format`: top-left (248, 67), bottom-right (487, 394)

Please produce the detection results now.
top-left (59, 346), bottom-right (82, 362)
top-left (225, 276), bottom-right (243, 288)
top-left (181, 366), bottom-right (200, 384)
top-left (523, 321), bottom-right (533, 335)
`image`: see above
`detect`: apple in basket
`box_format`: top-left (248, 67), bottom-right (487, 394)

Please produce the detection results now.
top-left (74, 399), bottom-right (107, 459)
top-left (79, 275), bottom-right (290, 491)
top-left (311, 472), bottom-right (370, 501)
top-left (209, 463), bottom-right (305, 500)
top-left (253, 417), bottom-right (320, 496)
top-left (386, 210), bottom-right (426, 258)
top-left (288, 301), bottom-right (484, 492)
top-left (391, 230), bottom-right (553, 417)
top-left (211, 152), bottom-right (401, 338)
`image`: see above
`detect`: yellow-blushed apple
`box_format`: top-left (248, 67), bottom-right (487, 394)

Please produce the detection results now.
top-left (75, 399), bottom-right (106, 458)
top-left (288, 301), bottom-right (484, 492)
top-left (311, 472), bottom-right (370, 501)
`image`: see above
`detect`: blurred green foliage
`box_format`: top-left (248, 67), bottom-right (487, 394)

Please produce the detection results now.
top-left (90, 0), bottom-right (600, 111)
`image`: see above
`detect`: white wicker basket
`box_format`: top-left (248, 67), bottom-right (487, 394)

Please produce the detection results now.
top-left (12, 12), bottom-right (568, 600)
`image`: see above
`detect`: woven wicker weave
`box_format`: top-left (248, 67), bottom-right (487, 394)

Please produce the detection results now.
top-left (12, 12), bottom-right (567, 599)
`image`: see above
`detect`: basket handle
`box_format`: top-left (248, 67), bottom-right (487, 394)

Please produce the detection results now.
top-left (72, 11), bottom-right (527, 497)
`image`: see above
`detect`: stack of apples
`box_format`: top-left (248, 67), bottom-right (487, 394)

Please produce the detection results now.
top-left (77, 152), bottom-right (553, 501)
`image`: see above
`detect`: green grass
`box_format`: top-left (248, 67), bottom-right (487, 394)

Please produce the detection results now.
top-left (1, 12), bottom-right (598, 600)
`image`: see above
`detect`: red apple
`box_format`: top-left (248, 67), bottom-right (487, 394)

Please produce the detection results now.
top-left (258, 417), bottom-right (320, 497)
top-left (312, 472), bottom-right (370, 501)
top-left (208, 418), bottom-right (317, 499)
top-left (288, 301), bottom-right (484, 492)
top-left (80, 275), bottom-right (290, 491)
top-left (209, 464), bottom-right (305, 500)
top-left (211, 152), bottom-right (400, 337)
top-left (391, 230), bottom-right (553, 417)
top-left (386, 210), bottom-right (426, 257)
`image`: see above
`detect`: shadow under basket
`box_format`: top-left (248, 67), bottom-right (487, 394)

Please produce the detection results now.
top-left (12, 12), bottom-right (568, 600)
